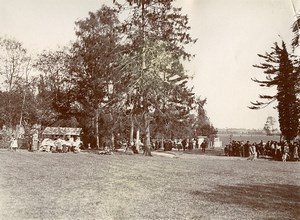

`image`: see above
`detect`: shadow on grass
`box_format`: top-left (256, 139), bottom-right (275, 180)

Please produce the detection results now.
top-left (191, 183), bottom-right (300, 217)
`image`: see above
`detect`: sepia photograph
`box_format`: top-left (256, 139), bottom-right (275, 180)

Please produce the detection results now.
top-left (0, 0), bottom-right (299, 219)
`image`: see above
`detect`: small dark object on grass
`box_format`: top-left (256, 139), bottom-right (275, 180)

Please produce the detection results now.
top-left (98, 150), bottom-right (113, 155)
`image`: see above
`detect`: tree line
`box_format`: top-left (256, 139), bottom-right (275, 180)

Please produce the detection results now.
top-left (0, 0), bottom-right (217, 153)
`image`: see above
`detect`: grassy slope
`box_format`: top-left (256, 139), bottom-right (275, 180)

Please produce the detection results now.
top-left (0, 150), bottom-right (299, 220)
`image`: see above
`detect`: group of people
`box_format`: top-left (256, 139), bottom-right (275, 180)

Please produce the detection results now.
top-left (224, 139), bottom-right (300, 162)
top-left (36, 135), bottom-right (82, 153)
top-left (152, 138), bottom-right (208, 152)
top-left (7, 133), bottom-right (83, 154)
top-left (115, 137), bottom-right (208, 154)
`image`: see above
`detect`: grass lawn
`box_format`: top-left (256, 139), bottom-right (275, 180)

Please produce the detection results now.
top-left (0, 149), bottom-right (299, 220)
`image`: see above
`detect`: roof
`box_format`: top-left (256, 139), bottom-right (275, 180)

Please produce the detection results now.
top-left (42, 127), bottom-right (82, 136)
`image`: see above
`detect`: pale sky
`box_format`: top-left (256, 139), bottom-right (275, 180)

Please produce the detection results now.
top-left (0, 0), bottom-right (299, 129)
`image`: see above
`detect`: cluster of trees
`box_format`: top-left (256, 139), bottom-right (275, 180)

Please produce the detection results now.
top-left (250, 16), bottom-right (300, 142)
top-left (263, 116), bottom-right (279, 136)
top-left (0, 0), bottom-right (217, 153)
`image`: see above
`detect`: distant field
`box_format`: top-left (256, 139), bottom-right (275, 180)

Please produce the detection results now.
top-left (218, 134), bottom-right (281, 146)
top-left (0, 149), bottom-right (299, 219)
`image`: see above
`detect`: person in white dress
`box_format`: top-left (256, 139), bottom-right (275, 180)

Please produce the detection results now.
top-left (32, 133), bottom-right (39, 151)
top-left (73, 136), bottom-right (82, 153)
top-left (10, 135), bottom-right (18, 151)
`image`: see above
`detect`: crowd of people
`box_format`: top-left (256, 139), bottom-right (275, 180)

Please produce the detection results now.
top-left (143, 138), bottom-right (208, 152)
top-left (9, 131), bottom-right (299, 162)
top-left (114, 138), bottom-right (209, 153)
top-left (38, 135), bottom-right (83, 153)
top-left (224, 139), bottom-right (300, 162)
top-left (154, 138), bottom-right (208, 152)
top-left (6, 132), bottom-right (83, 153)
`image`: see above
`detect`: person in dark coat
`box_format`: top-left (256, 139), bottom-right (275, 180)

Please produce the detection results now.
top-left (201, 139), bottom-right (207, 153)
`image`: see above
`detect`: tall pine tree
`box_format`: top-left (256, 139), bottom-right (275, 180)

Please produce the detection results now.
top-left (115, 0), bottom-right (197, 155)
top-left (251, 42), bottom-right (299, 142)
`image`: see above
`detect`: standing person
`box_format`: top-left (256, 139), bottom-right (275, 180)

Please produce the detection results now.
top-left (270, 141), bottom-right (275, 158)
top-left (224, 145), bottom-right (229, 156)
top-left (72, 136), bottom-right (79, 152)
top-left (289, 142), bottom-right (295, 161)
top-left (56, 136), bottom-right (63, 153)
top-left (230, 141), bottom-right (234, 156)
top-left (69, 135), bottom-right (74, 152)
top-left (282, 142), bottom-right (289, 162)
top-left (255, 142), bottom-right (260, 158)
top-left (188, 139), bottom-right (193, 151)
top-left (243, 141), bottom-right (250, 157)
top-left (10, 134), bottom-right (18, 151)
top-left (259, 140), bottom-right (265, 157)
top-left (31, 133), bottom-right (39, 152)
top-left (131, 138), bottom-right (138, 154)
top-left (63, 137), bottom-right (70, 153)
top-left (275, 142), bottom-right (282, 161)
top-left (239, 141), bottom-right (244, 157)
top-left (182, 138), bottom-right (187, 151)
top-left (193, 138), bottom-right (196, 149)
top-left (253, 143), bottom-right (257, 160)
top-left (201, 139), bottom-right (207, 153)
top-left (293, 142), bottom-right (299, 161)
top-left (177, 139), bottom-right (182, 151)
top-left (248, 143), bottom-right (257, 161)
top-left (247, 143), bottom-right (252, 160)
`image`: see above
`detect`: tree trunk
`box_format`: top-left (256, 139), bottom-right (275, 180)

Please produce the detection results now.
top-left (130, 115), bottom-right (134, 146)
top-left (19, 91), bottom-right (27, 129)
top-left (135, 127), bottom-right (140, 153)
top-left (95, 107), bottom-right (100, 149)
top-left (8, 98), bottom-right (12, 131)
top-left (111, 133), bottom-right (115, 150)
top-left (143, 113), bottom-right (152, 156)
